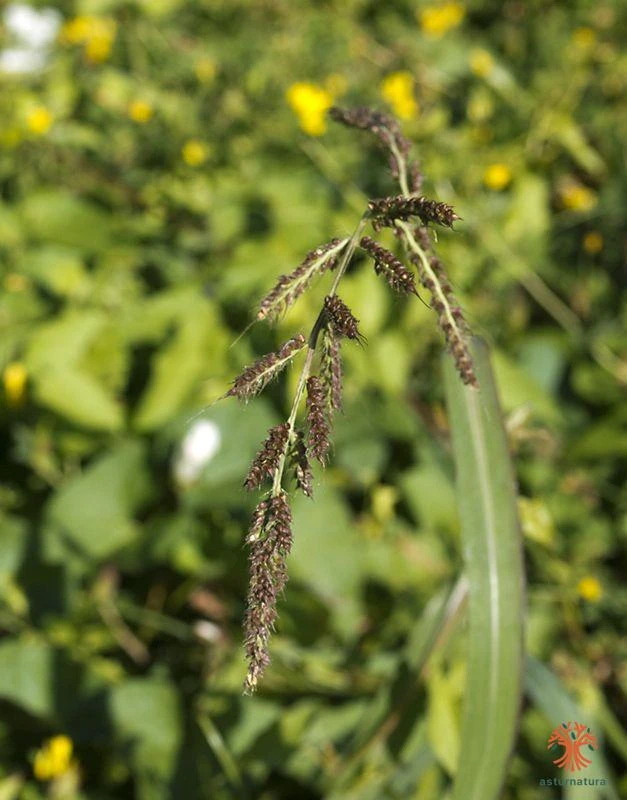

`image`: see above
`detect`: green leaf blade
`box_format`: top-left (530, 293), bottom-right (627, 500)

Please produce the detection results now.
top-left (444, 338), bottom-right (525, 800)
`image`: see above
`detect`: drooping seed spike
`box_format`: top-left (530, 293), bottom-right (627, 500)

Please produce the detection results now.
top-left (319, 323), bottom-right (343, 414)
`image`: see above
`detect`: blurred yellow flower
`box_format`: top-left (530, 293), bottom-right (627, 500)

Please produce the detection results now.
top-left (286, 82), bottom-right (334, 136)
top-left (26, 107), bottom-right (53, 136)
top-left (483, 163), bottom-right (512, 191)
top-left (419, 3), bottom-right (465, 38)
top-left (371, 485), bottom-right (399, 524)
top-left (572, 27), bottom-right (596, 49)
top-left (582, 231), bottom-right (604, 254)
top-left (577, 576), bottom-right (602, 603)
top-left (195, 57), bottom-right (217, 84)
top-left (182, 140), bottom-right (208, 166)
top-left (128, 100), bottom-right (153, 124)
top-left (560, 182), bottom-right (597, 212)
top-left (469, 48), bottom-right (494, 78)
top-left (3, 362), bottom-right (27, 406)
top-left (33, 735), bottom-right (74, 781)
top-left (62, 16), bottom-right (116, 63)
top-left (381, 71), bottom-right (418, 120)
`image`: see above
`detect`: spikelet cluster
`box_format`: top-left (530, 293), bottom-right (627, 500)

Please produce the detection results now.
top-left (258, 238), bottom-right (346, 321)
top-left (244, 423), bottom-right (290, 490)
top-left (323, 295), bottom-right (364, 342)
top-left (319, 323), bottom-right (343, 414)
top-left (243, 493), bottom-right (293, 693)
top-left (306, 376), bottom-right (331, 464)
top-left (360, 235), bottom-right (418, 296)
top-left (289, 430), bottom-right (313, 498)
top-left (227, 335), bottom-right (306, 401)
top-left (368, 195), bottom-right (460, 230)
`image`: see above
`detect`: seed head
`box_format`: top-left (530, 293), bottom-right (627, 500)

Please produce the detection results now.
top-left (319, 324), bottom-right (343, 414)
top-left (290, 430), bottom-right (313, 498)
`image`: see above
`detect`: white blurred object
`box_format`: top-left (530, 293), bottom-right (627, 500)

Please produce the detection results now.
top-left (174, 420), bottom-right (222, 486)
top-left (0, 4), bottom-right (61, 74)
top-left (193, 620), bottom-right (222, 644)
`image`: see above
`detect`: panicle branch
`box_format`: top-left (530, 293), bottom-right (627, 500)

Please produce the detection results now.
top-left (289, 430), bottom-right (313, 498)
top-left (227, 334), bottom-right (306, 401)
top-left (257, 238), bottom-right (347, 322)
top-left (324, 295), bottom-right (364, 342)
top-left (244, 423), bottom-right (290, 490)
top-left (319, 323), bottom-right (343, 414)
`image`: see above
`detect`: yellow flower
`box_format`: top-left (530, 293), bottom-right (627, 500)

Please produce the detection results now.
top-left (26, 107), bottom-right (53, 136)
top-left (182, 139), bottom-right (208, 166)
top-left (3, 362), bottom-right (27, 406)
top-left (572, 27), bottom-right (596, 49)
top-left (195, 57), bottom-right (217, 84)
top-left (286, 82), bottom-right (334, 136)
top-left (469, 48), bottom-right (494, 78)
top-left (419, 2), bottom-right (466, 38)
top-left (560, 182), bottom-right (597, 212)
top-left (128, 100), bottom-right (153, 124)
top-left (483, 163), bottom-right (512, 191)
top-left (381, 71), bottom-right (419, 121)
top-left (577, 576), bottom-right (602, 603)
top-left (583, 231), bottom-right (603, 254)
top-left (62, 16), bottom-right (116, 63)
top-left (33, 735), bottom-right (74, 782)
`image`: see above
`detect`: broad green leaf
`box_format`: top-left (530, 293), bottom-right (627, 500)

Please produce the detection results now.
top-left (34, 368), bottom-right (124, 431)
top-left (110, 677), bottom-right (183, 796)
top-left (47, 441), bottom-right (151, 560)
top-left (444, 338), bottom-right (525, 800)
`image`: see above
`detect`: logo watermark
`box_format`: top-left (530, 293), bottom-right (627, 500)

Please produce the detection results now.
top-left (538, 721), bottom-right (607, 788)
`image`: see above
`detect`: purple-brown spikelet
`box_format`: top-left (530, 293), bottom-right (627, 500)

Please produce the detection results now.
top-left (306, 376), bottom-right (331, 464)
top-left (360, 235), bottom-right (418, 296)
top-left (243, 492), bottom-right (294, 694)
top-left (323, 295), bottom-right (364, 343)
top-left (244, 423), bottom-right (290, 490)
top-left (320, 324), bottom-right (343, 413)
top-left (368, 196), bottom-right (460, 230)
top-left (227, 335), bottom-right (306, 401)
top-left (290, 430), bottom-right (313, 498)
top-left (258, 238), bottom-right (346, 322)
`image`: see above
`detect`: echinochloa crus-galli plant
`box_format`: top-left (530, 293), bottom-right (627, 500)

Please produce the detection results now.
top-left (226, 106), bottom-right (478, 694)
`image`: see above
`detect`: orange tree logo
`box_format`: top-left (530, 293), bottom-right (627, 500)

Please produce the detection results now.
top-left (547, 722), bottom-right (598, 772)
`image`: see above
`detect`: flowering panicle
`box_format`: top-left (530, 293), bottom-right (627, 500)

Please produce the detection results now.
top-left (306, 376), bottom-right (331, 464)
top-left (227, 335), bottom-right (306, 401)
top-left (257, 238), bottom-right (347, 321)
top-left (229, 105), bottom-right (480, 693)
top-left (243, 493), bottom-right (293, 693)
top-left (368, 195), bottom-right (460, 230)
top-left (289, 430), bottom-right (313, 498)
top-left (244, 423), bottom-right (290, 490)
top-left (319, 324), bottom-right (343, 413)
top-left (324, 295), bottom-right (364, 343)
top-left (359, 235), bottom-right (418, 296)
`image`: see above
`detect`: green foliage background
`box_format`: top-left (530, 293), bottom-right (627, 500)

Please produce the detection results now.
top-left (1, 0), bottom-right (625, 797)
